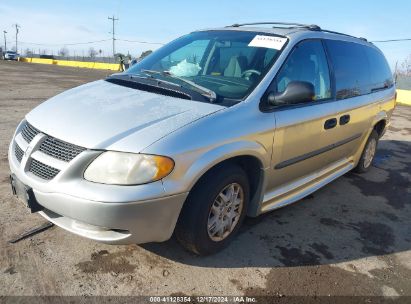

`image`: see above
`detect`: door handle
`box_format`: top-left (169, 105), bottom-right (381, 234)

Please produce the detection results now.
top-left (339, 114), bottom-right (350, 125)
top-left (324, 118), bottom-right (337, 130)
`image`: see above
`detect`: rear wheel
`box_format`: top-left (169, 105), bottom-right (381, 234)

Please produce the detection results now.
top-left (175, 164), bottom-right (249, 255)
top-left (354, 130), bottom-right (379, 173)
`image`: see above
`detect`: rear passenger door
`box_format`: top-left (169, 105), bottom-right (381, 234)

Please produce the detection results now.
top-left (321, 40), bottom-right (377, 164)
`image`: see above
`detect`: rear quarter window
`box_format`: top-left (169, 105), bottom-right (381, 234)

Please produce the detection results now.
top-left (365, 47), bottom-right (394, 91)
top-left (325, 40), bottom-right (393, 100)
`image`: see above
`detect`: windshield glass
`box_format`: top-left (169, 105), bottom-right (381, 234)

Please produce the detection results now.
top-left (126, 30), bottom-right (287, 102)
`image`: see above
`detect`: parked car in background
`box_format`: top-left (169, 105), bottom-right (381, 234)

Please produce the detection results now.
top-left (3, 51), bottom-right (19, 61)
top-left (9, 22), bottom-right (396, 255)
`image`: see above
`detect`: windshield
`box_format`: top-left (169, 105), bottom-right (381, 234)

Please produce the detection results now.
top-left (126, 30), bottom-right (287, 103)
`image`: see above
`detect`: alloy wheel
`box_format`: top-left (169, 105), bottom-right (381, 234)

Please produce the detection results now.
top-left (207, 183), bottom-right (244, 242)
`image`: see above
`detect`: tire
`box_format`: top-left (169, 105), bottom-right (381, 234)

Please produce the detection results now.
top-left (175, 164), bottom-right (249, 255)
top-left (354, 130), bottom-right (379, 173)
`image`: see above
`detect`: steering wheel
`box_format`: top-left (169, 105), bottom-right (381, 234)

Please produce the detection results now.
top-left (241, 69), bottom-right (261, 80)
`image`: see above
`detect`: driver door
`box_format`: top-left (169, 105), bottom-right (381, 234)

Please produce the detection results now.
top-left (265, 39), bottom-right (336, 194)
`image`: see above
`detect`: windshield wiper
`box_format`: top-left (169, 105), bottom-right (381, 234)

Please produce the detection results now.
top-left (105, 74), bottom-right (193, 100)
top-left (140, 69), bottom-right (217, 102)
top-left (115, 73), bottom-right (182, 88)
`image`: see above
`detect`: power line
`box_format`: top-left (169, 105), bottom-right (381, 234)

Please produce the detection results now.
top-left (371, 38), bottom-right (411, 43)
top-left (18, 38), bottom-right (410, 47)
top-left (15, 37), bottom-right (411, 46)
top-left (18, 39), bottom-right (111, 46)
top-left (117, 38), bottom-right (165, 45)
top-left (17, 38), bottom-right (164, 47)
top-left (62, 39), bottom-right (112, 46)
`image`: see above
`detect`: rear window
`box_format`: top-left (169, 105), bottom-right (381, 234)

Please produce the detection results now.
top-left (325, 40), bottom-right (393, 100)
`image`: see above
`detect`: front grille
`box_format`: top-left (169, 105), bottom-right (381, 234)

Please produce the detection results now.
top-left (29, 159), bottom-right (60, 180)
top-left (39, 136), bottom-right (86, 162)
top-left (17, 121), bottom-right (86, 181)
top-left (14, 143), bottom-right (24, 163)
top-left (21, 121), bottom-right (40, 143)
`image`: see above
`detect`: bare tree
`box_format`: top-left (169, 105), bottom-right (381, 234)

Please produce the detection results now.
top-left (114, 53), bottom-right (125, 60)
top-left (58, 47), bottom-right (69, 57)
top-left (88, 47), bottom-right (98, 58)
top-left (24, 48), bottom-right (33, 57)
top-left (400, 54), bottom-right (411, 75)
top-left (139, 50), bottom-right (152, 60)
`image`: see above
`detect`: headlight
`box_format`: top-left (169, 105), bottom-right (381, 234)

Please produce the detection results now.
top-left (84, 151), bottom-right (174, 185)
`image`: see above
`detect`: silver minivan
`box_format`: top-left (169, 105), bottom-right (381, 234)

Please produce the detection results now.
top-left (9, 22), bottom-right (396, 255)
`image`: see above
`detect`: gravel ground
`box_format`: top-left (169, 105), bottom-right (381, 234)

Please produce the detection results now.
top-left (0, 60), bottom-right (410, 300)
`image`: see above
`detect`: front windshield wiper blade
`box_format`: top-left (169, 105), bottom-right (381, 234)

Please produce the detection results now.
top-left (106, 75), bottom-right (193, 100)
top-left (114, 73), bottom-right (181, 88)
top-left (140, 69), bottom-right (217, 102)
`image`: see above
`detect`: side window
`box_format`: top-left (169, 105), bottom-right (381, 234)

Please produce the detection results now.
top-left (276, 40), bottom-right (331, 101)
top-left (365, 46), bottom-right (393, 91)
top-left (325, 40), bottom-right (371, 100)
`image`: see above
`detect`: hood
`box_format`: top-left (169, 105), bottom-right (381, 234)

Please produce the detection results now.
top-left (26, 80), bottom-right (224, 152)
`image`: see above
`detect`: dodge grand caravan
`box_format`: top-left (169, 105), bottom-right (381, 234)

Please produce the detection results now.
top-left (9, 22), bottom-right (396, 255)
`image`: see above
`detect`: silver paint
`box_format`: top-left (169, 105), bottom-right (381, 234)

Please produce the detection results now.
top-left (8, 26), bottom-right (396, 244)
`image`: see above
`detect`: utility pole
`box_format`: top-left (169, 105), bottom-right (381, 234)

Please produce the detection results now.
top-left (3, 30), bottom-right (7, 51)
top-left (13, 24), bottom-right (20, 53)
top-left (108, 15), bottom-right (118, 58)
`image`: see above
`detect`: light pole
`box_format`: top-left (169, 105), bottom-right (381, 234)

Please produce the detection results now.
top-left (3, 30), bottom-right (6, 51)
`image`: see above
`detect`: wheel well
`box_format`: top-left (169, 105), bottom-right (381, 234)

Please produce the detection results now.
top-left (374, 120), bottom-right (386, 137)
top-left (192, 155), bottom-right (264, 215)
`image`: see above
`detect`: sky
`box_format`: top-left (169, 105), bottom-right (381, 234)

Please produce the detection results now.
top-left (0, 0), bottom-right (410, 69)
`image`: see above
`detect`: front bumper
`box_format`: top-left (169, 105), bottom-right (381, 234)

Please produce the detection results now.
top-left (36, 190), bottom-right (188, 244)
top-left (8, 126), bottom-right (188, 244)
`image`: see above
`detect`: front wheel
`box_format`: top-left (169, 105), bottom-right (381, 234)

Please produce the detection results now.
top-left (354, 130), bottom-right (379, 173)
top-left (175, 164), bottom-right (249, 255)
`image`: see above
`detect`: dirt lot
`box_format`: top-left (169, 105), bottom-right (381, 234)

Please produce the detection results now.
top-left (0, 60), bottom-right (410, 299)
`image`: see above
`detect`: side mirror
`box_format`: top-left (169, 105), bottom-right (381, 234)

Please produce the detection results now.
top-left (267, 81), bottom-right (315, 106)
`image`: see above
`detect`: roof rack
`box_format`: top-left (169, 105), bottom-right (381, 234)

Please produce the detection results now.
top-left (226, 22), bottom-right (370, 43)
top-left (320, 29), bottom-right (369, 42)
top-left (228, 22), bottom-right (321, 31)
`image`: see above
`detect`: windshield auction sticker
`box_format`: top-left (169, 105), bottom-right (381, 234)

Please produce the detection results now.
top-left (248, 35), bottom-right (287, 50)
